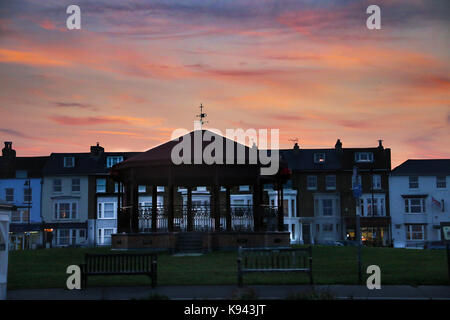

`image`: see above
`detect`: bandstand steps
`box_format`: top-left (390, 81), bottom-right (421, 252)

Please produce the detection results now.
top-left (176, 232), bottom-right (204, 253)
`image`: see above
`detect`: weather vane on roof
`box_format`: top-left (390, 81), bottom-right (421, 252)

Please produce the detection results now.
top-left (196, 103), bottom-right (208, 129)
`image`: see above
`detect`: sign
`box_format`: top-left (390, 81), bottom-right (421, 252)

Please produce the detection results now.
top-left (352, 166), bottom-right (362, 198)
top-left (353, 184), bottom-right (362, 198)
top-left (441, 222), bottom-right (450, 243)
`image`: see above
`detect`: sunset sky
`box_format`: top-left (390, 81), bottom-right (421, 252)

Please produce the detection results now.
top-left (0, 0), bottom-right (449, 168)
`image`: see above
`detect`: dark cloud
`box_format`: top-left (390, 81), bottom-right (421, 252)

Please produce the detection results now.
top-left (0, 128), bottom-right (31, 139)
top-left (53, 101), bottom-right (93, 109)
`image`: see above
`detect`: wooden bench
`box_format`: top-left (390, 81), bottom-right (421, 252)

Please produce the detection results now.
top-left (80, 253), bottom-right (157, 289)
top-left (237, 246), bottom-right (313, 287)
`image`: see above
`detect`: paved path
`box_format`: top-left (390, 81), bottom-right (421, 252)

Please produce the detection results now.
top-left (7, 285), bottom-right (450, 300)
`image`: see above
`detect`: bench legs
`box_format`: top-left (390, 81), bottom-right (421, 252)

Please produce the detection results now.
top-left (151, 256), bottom-right (158, 288)
top-left (237, 258), bottom-right (243, 287)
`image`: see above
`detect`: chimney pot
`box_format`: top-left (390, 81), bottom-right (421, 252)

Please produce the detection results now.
top-left (2, 141), bottom-right (16, 159)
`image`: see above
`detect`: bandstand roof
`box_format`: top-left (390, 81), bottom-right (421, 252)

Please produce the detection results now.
top-left (110, 130), bottom-right (287, 186)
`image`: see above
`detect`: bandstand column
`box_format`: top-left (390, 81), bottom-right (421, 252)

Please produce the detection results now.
top-left (187, 187), bottom-right (193, 231)
top-left (252, 182), bottom-right (261, 232)
top-left (151, 185), bottom-right (157, 232)
top-left (225, 186), bottom-right (232, 232)
top-left (168, 184), bottom-right (174, 232)
top-left (213, 185), bottom-right (221, 231)
top-left (117, 182), bottom-right (126, 233)
top-left (277, 184), bottom-right (285, 231)
top-left (130, 182), bottom-right (139, 233)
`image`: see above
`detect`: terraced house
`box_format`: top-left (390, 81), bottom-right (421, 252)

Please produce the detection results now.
top-left (41, 143), bottom-right (140, 247)
top-left (390, 159), bottom-right (450, 248)
top-left (0, 142), bottom-right (48, 250)
top-left (279, 139), bottom-right (392, 246)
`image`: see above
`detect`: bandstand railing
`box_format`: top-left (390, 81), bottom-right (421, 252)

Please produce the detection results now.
top-left (136, 204), bottom-right (278, 232)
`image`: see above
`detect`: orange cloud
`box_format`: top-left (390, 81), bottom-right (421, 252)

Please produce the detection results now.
top-left (0, 48), bottom-right (69, 66)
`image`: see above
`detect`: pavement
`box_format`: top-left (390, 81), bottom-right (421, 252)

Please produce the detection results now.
top-left (7, 284), bottom-right (450, 300)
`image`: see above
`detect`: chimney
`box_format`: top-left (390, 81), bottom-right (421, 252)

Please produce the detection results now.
top-left (378, 139), bottom-right (384, 149)
top-left (335, 139), bottom-right (342, 150)
top-left (293, 142), bottom-right (300, 155)
top-left (90, 142), bottom-right (104, 157)
top-left (2, 141), bottom-right (16, 160)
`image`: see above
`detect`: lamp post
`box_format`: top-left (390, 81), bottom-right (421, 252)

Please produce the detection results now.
top-left (24, 179), bottom-right (31, 250)
top-left (353, 166), bottom-right (363, 284)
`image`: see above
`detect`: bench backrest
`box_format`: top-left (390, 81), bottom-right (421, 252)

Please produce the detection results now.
top-left (85, 253), bottom-right (156, 274)
top-left (238, 247), bottom-right (312, 271)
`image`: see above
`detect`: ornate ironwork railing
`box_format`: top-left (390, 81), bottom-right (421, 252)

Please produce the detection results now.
top-left (136, 204), bottom-right (278, 232)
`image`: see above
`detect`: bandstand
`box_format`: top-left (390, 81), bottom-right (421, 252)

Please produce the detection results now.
top-left (110, 130), bottom-right (291, 251)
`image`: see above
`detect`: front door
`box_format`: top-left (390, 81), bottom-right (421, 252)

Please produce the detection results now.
top-left (302, 224), bottom-right (311, 244)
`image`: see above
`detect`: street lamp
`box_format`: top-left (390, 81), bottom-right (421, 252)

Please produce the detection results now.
top-left (352, 166), bottom-right (363, 284)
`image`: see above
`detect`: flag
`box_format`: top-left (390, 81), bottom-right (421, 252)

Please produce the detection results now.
top-left (432, 197), bottom-right (441, 208)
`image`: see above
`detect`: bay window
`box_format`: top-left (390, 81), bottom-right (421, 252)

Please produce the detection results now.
top-left (405, 198), bottom-right (426, 213)
top-left (406, 224), bottom-right (425, 241)
top-left (54, 202), bottom-right (78, 220)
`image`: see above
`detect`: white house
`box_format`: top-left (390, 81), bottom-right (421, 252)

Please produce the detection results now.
top-left (389, 159), bottom-right (450, 248)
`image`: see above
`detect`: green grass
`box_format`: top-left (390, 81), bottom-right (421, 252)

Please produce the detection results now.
top-left (7, 246), bottom-right (449, 290)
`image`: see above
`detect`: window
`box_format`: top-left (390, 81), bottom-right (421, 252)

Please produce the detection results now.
top-left (53, 179), bottom-right (62, 193)
top-left (436, 176), bottom-right (446, 189)
top-left (64, 157), bottom-right (75, 168)
top-left (323, 224), bottom-right (333, 232)
top-left (11, 210), bottom-right (29, 223)
top-left (138, 185), bottom-right (146, 193)
top-left (96, 178), bottom-right (106, 193)
top-left (307, 176), bottom-right (317, 190)
top-left (409, 176), bottom-right (419, 189)
top-left (23, 188), bottom-right (32, 203)
top-left (239, 185), bottom-right (250, 191)
top-left (79, 229), bottom-right (85, 238)
top-left (314, 153), bottom-right (326, 164)
top-left (57, 229), bottom-right (70, 245)
top-left (196, 186), bottom-right (207, 191)
top-left (72, 179), bottom-right (80, 192)
top-left (98, 228), bottom-right (115, 245)
top-left (406, 225), bottom-right (425, 241)
top-left (114, 183), bottom-right (124, 193)
top-left (325, 175), bottom-right (336, 190)
top-left (355, 152), bottom-right (373, 163)
top-left (98, 202), bottom-right (115, 219)
top-left (54, 202), bottom-right (77, 220)
top-left (366, 198), bottom-right (384, 216)
top-left (106, 156), bottom-right (123, 168)
top-left (5, 188), bottom-right (14, 202)
top-left (15, 170), bottom-right (27, 178)
top-left (283, 199), bottom-right (289, 217)
top-left (372, 175), bottom-right (381, 190)
top-left (405, 198), bottom-right (426, 213)
top-left (322, 199), bottom-right (333, 216)
top-left (157, 186), bottom-right (165, 192)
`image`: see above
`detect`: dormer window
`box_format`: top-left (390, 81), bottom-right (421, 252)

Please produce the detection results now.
top-left (64, 157), bottom-right (75, 168)
top-left (107, 156), bottom-right (123, 168)
top-left (355, 152), bottom-right (373, 163)
top-left (314, 153), bottom-right (326, 164)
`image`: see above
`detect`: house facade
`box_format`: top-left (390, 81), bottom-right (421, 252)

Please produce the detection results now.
top-left (390, 159), bottom-right (450, 248)
top-left (280, 139), bottom-right (391, 246)
top-left (0, 142), bottom-right (48, 250)
top-left (41, 143), bottom-right (143, 247)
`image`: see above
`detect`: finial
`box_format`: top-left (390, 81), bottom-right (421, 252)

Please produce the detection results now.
top-left (196, 103), bottom-right (208, 129)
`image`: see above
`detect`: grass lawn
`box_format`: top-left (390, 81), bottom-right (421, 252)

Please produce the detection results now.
top-left (7, 246), bottom-right (449, 290)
